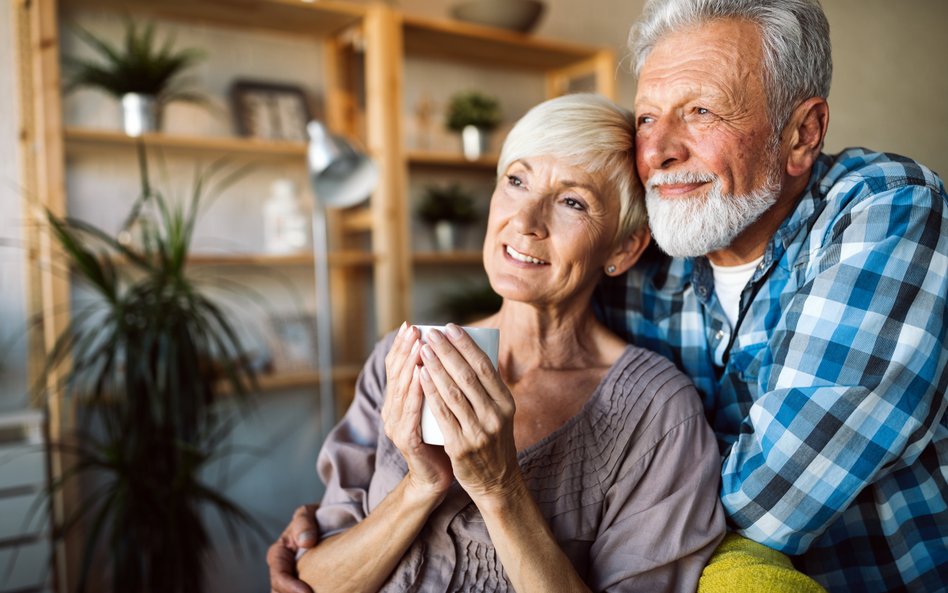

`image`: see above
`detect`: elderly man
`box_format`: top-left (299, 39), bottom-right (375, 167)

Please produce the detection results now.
top-left (269, 1), bottom-right (947, 592)
top-left (596, 0), bottom-right (946, 591)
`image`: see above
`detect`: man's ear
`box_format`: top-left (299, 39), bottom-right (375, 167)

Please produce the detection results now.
top-left (783, 97), bottom-right (829, 178)
top-left (607, 227), bottom-right (651, 276)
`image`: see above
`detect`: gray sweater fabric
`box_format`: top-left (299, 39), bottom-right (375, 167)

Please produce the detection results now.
top-left (315, 333), bottom-right (725, 592)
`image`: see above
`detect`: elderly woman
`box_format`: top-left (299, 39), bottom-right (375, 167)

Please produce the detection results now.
top-left (291, 93), bottom-right (724, 593)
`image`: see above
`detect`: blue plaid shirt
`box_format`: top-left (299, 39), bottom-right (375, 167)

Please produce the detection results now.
top-left (596, 148), bottom-right (948, 592)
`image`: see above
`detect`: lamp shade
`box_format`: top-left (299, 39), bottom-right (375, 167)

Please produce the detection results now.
top-left (307, 121), bottom-right (378, 209)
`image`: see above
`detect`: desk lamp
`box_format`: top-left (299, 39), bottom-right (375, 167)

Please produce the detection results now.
top-left (307, 120), bottom-right (378, 440)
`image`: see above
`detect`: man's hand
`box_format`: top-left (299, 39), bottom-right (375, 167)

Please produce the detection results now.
top-left (267, 504), bottom-right (319, 593)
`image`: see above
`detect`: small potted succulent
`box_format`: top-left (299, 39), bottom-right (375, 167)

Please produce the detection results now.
top-left (417, 183), bottom-right (479, 251)
top-left (64, 19), bottom-right (206, 136)
top-left (445, 91), bottom-right (502, 160)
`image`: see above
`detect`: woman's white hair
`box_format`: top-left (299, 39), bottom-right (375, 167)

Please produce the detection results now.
top-left (496, 93), bottom-right (646, 243)
top-left (629, 0), bottom-right (832, 134)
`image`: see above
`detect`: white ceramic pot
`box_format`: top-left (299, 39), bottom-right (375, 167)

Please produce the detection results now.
top-left (121, 93), bottom-right (160, 137)
top-left (433, 220), bottom-right (461, 251)
top-left (460, 125), bottom-right (489, 161)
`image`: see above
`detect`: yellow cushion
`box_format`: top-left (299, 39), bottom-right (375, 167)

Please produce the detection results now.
top-left (697, 533), bottom-right (827, 593)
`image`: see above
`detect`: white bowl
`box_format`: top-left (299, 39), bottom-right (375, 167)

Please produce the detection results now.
top-left (450, 0), bottom-right (545, 33)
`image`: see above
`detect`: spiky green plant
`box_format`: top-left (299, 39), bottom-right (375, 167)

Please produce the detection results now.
top-left (41, 144), bottom-right (264, 593)
top-left (63, 19), bottom-right (205, 104)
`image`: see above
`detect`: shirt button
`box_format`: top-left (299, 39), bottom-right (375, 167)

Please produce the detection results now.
top-left (715, 329), bottom-right (726, 341)
top-left (758, 261), bottom-right (766, 270)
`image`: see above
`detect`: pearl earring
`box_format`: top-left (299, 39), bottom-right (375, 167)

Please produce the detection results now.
top-left (606, 265), bottom-right (616, 274)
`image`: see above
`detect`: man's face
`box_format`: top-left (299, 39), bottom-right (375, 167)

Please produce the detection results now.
top-left (633, 19), bottom-right (784, 259)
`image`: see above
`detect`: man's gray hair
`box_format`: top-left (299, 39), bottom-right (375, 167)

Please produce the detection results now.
top-left (629, 0), bottom-right (832, 133)
top-left (497, 93), bottom-right (646, 242)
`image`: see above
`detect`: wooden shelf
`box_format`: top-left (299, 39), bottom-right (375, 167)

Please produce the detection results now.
top-left (254, 365), bottom-right (362, 392)
top-left (403, 14), bottom-right (604, 69)
top-left (64, 127), bottom-right (307, 160)
top-left (61, 0), bottom-right (365, 36)
top-left (215, 365), bottom-right (363, 395)
top-left (108, 252), bottom-right (376, 268)
top-left (407, 149), bottom-right (498, 170)
top-left (413, 250), bottom-right (483, 265)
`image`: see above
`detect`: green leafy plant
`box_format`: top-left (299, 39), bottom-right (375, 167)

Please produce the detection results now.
top-left (40, 144), bottom-right (264, 593)
top-left (445, 91), bottom-right (502, 131)
top-left (435, 281), bottom-right (502, 324)
top-left (416, 183), bottom-right (479, 225)
top-left (63, 19), bottom-right (205, 104)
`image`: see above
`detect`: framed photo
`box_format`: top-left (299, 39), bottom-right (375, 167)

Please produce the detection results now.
top-left (267, 313), bottom-right (318, 372)
top-left (230, 80), bottom-right (311, 141)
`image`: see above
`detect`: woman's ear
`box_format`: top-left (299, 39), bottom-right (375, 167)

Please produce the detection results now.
top-left (606, 227), bottom-right (651, 276)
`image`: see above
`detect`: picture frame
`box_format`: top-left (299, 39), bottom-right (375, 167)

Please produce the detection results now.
top-left (230, 79), bottom-right (312, 141)
top-left (266, 313), bottom-right (318, 372)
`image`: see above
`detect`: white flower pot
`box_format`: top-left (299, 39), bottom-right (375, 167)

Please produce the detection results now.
top-left (460, 125), bottom-right (489, 161)
top-left (121, 93), bottom-right (160, 137)
top-left (434, 221), bottom-right (461, 251)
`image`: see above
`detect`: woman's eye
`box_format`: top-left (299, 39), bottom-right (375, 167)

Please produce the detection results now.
top-left (506, 175), bottom-right (524, 188)
top-left (564, 197), bottom-right (585, 211)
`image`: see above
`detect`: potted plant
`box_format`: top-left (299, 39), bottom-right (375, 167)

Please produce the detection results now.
top-left (445, 90), bottom-right (502, 160)
top-left (40, 144), bottom-right (264, 593)
top-left (435, 281), bottom-right (503, 324)
top-left (63, 20), bottom-right (205, 136)
top-left (416, 183), bottom-right (479, 251)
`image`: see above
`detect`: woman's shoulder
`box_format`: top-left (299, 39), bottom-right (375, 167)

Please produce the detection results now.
top-left (600, 344), bottom-right (705, 431)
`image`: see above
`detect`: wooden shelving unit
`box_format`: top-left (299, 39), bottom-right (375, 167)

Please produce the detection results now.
top-left (64, 127), bottom-right (307, 159)
top-left (407, 149), bottom-right (498, 170)
top-left (16, 2), bottom-right (615, 588)
top-left (413, 250), bottom-right (484, 266)
top-left (59, 0), bottom-right (366, 36)
top-left (105, 251), bottom-right (376, 268)
top-left (218, 365), bottom-right (363, 395)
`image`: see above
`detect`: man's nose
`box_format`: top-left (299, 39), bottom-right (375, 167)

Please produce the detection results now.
top-left (639, 117), bottom-right (689, 171)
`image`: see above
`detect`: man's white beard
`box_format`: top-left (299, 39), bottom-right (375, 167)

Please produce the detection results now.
top-left (645, 169), bottom-right (781, 258)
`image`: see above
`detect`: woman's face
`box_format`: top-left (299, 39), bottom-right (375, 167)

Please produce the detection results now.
top-left (483, 155), bottom-right (620, 309)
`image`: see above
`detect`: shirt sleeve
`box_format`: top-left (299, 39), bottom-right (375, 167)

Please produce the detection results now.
top-left (589, 387), bottom-right (726, 593)
top-left (313, 334), bottom-right (393, 538)
top-left (721, 181), bottom-right (948, 554)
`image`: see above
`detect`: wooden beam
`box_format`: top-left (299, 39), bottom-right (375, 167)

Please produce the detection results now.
top-left (364, 4), bottom-right (409, 335)
top-left (17, 0), bottom-right (80, 590)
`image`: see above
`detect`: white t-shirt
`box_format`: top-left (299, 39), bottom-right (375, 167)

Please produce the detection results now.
top-left (709, 256), bottom-right (764, 329)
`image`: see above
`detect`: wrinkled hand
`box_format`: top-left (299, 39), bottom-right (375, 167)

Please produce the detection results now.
top-left (382, 323), bottom-right (454, 497)
top-left (418, 324), bottom-right (520, 503)
top-left (267, 504), bottom-right (319, 593)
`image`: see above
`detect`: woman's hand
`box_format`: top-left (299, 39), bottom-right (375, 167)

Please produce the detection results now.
top-left (418, 324), bottom-right (522, 506)
top-left (381, 323), bottom-right (453, 499)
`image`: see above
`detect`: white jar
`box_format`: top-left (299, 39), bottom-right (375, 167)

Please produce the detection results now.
top-left (263, 179), bottom-right (309, 254)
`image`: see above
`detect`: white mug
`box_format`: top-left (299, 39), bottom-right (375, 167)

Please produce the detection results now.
top-left (415, 325), bottom-right (500, 445)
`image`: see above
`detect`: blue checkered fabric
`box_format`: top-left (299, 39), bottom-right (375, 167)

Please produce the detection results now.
top-left (595, 148), bottom-right (948, 592)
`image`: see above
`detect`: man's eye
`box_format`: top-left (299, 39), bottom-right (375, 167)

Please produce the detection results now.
top-left (696, 107), bottom-right (710, 115)
top-left (507, 175), bottom-right (524, 187)
top-left (637, 115), bottom-right (654, 126)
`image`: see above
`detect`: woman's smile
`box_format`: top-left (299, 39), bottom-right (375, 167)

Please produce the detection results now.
top-left (504, 244), bottom-right (549, 266)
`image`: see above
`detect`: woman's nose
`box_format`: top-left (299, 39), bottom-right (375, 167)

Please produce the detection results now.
top-left (638, 117), bottom-right (690, 172)
top-left (511, 197), bottom-right (548, 238)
